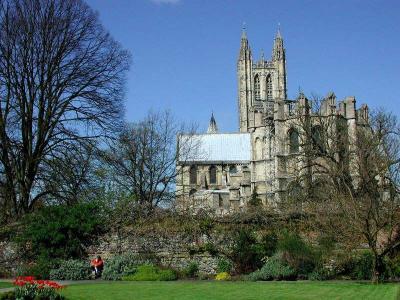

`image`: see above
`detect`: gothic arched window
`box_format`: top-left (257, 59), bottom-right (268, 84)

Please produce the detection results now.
top-left (189, 165), bottom-right (197, 185)
top-left (289, 129), bottom-right (300, 154)
top-left (312, 126), bottom-right (325, 153)
top-left (254, 75), bottom-right (260, 101)
top-left (266, 74), bottom-right (272, 101)
top-left (229, 165), bottom-right (237, 174)
top-left (209, 165), bottom-right (217, 184)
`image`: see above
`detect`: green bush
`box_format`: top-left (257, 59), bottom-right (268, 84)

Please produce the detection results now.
top-left (184, 262), bottom-right (199, 278)
top-left (247, 254), bottom-right (296, 281)
top-left (336, 251), bottom-right (374, 280)
top-left (16, 202), bottom-right (105, 262)
top-left (352, 251), bottom-right (374, 280)
top-left (259, 231), bottom-right (278, 258)
top-left (122, 264), bottom-right (177, 281)
top-left (102, 253), bottom-right (156, 280)
top-left (0, 291), bottom-right (15, 300)
top-left (230, 229), bottom-right (266, 274)
top-left (217, 258), bottom-right (232, 273)
top-left (278, 231), bottom-right (317, 276)
top-left (17, 257), bottom-right (57, 279)
top-left (50, 259), bottom-right (91, 280)
top-left (387, 255), bottom-right (400, 279)
top-left (308, 267), bottom-right (333, 281)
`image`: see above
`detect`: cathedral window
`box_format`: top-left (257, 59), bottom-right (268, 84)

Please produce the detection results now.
top-left (229, 165), bottom-right (237, 174)
top-left (312, 126), bottom-right (325, 153)
top-left (189, 165), bottom-right (197, 185)
top-left (189, 189), bottom-right (197, 196)
top-left (266, 75), bottom-right (273, 101)
top-left (209, 165), bottom-right (217, 184)
top-left (254, 75), bottom-right (260, 101)
top-left (289, 128), bottom-right (300, 153)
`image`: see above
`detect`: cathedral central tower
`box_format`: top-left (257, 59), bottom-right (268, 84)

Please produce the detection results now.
top-left (237, 28), bottom-right (287, 133)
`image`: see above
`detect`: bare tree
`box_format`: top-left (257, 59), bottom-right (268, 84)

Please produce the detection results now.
top-left (39, 141), bottom-right (103, 205)
top-left (99, 111), bottom-right (197, 217)
top-left (0, 0), bottom-right (130, 219)
top-left (286, 95), bottom-right (400, 281)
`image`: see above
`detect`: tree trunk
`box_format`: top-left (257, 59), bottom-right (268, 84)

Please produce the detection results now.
top-left (372, 254), bottom-right (384, 283)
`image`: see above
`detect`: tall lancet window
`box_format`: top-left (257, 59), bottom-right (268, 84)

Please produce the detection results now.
top-left (289, 129), bottom-right (299, 154)
top-left (266, 75), bottom-right (273, 101)
top-left (189, 165), bottom-right (197, 185)
top-left (209, 165), bottom-right (217, 184)
top-left (254, 75), bottom-right (260, 101)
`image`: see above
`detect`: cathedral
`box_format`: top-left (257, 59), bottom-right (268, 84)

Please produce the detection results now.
top-left (176, 28), bottom-right (368, 215)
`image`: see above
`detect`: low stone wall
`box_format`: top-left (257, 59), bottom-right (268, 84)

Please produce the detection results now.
top-left (0, 225), bottom-right (235, 276)
top-left (87, 230), bottom-right (227, 274)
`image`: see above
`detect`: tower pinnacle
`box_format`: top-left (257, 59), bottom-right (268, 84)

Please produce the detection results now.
top-left (276, 22), bottom-right (282, 39)
top-left (207, 112), bottom-right (218, 134)
top-left (241, 22), bottom-right (247, 40)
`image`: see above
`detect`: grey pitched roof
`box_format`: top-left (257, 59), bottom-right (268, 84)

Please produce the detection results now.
top-left (179, 133), bottom-right (251, 163)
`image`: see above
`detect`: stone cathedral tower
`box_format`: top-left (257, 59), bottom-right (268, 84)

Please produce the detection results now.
top-left (237, 27), bottom-right (289, 202)
top-left (238, 28), bottom-right (287, 133)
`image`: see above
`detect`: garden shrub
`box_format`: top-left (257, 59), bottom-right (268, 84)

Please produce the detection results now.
top-left (49, 259), bottom-right (91, 280)
top-left (308, 267), bottom-right (333, 281)
top-left (229, 228), bottom-right (280, 275)
top-left (16, 202), bottom-right (105, 262)
top-left (184, 262), bottom-right (199, 278)
top-left (0, 291), bottom-right (15, 300)
top-left (387, 255), bottom-right (400, 279)
top-left (335, 251), bottom-right (374, 280)
top-left (215, 272), bottom-right (231, 281)
top-left (17, 257), bottom-right (57, 280)
top-left (102, 253), bottom-right (154, 280)
top-left (259, 231), bottom-right (278, 258)
top-left (247, 254), bottom-right (296, 281)
top-left (122, 264), bottom-right (177, 281)
top-left (277, 231), bottom-right (318, 276)
top-left (217, 258), bottom-right (232, 273)
top-left (230, 229), bottom-right (266, 274)
top-left (351, 251), bottom-right (374, 280)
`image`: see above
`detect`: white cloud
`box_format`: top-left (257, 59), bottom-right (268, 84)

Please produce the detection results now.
top-left (150, 0), bottom-right (181, 4)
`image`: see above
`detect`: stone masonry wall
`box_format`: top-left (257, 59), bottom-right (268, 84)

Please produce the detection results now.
top-left (87, 229), bottom-right (232, 275)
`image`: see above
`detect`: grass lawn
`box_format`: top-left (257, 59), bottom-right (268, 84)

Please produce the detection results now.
top-left (0, 282), bottom-right (13, 289)
top-left (60, 281), bottom-right (400, 300)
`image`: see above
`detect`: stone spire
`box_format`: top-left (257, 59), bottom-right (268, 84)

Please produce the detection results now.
top-left (272, 25), bottom-right (287, 100)
top-left (238, 24), bottom-right (252, 133)
top-left (239, 22), bottom-right (251, 59)
top-left (207, 112), bottom-right (218, 134)
top-left (272, 26), bottom-right (284, 61)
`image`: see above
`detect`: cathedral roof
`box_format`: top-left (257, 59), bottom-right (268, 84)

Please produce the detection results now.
top-left (178, 133), bottom-right (251, 163)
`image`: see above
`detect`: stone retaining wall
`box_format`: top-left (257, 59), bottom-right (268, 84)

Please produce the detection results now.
top-left (86, 229), bottom-right (231, 275)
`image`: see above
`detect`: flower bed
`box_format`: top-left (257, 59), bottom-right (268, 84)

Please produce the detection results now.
top-left (12, 276), bottom-right (65, 300)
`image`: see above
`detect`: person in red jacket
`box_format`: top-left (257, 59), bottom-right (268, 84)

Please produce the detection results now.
top-left (90, 256), bottom-right (104, 278)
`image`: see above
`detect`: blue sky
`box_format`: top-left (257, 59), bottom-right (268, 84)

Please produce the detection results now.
top-left (86, 0), bottom-right (399, 132)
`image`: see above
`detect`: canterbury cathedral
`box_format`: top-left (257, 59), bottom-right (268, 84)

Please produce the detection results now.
top-left (176, 28), bottom-right (369, 215)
